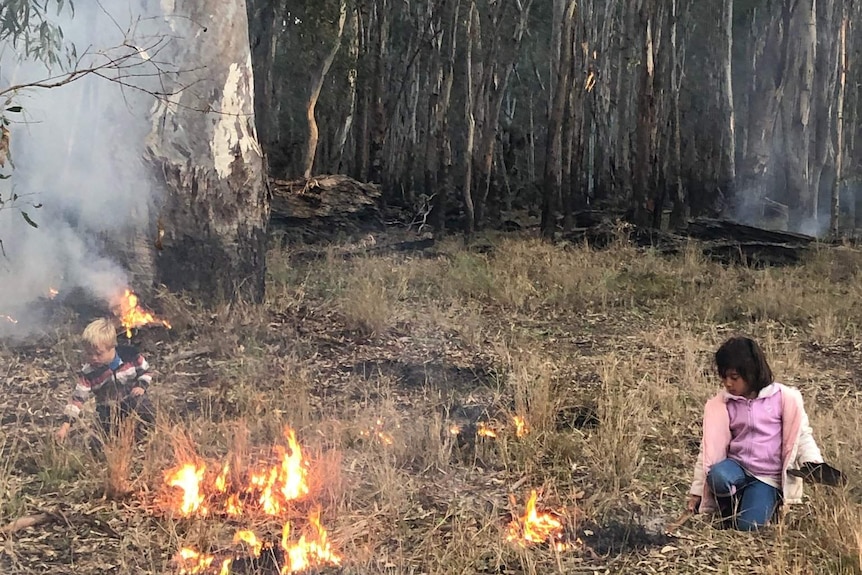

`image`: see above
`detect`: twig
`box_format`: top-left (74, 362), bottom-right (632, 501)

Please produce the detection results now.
top-left (164, 347), bottom-right (212, 364)
top-left (664, 510), bottom-right (694, 534)
top-left (0, 512), bottom-right (55, 534)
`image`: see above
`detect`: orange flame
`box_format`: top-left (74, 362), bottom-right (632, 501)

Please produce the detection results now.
top-left (165, 428), bottom-right (341, 573)
top-left (112, 288), bottom-right (171, 338)
top-left (513, 416), bottom-right (529, 438)
top-left (2, 315), bottom-right (18, 324)
top-left (165, 463), bottom-right (207, 516)
top-left (214, 464), bottom-right (230, 493)
top-left (280, 509), bottom-right (342, 574)
top-left (506, 490), bottom-right (568, 550)
top-left (233, 530), bottom-right (264, 557)
top-left (47, 287), bottom-right (59, 299)
top-left (175, 548), bottom-right (214, 575)
top-left (477, 422), bottom-right (497, 438)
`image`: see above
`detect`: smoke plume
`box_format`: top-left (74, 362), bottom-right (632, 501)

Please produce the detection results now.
top-left (0, 2), bottom-right (170, 336)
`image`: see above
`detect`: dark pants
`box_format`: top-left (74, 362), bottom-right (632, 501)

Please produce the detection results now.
top-left (95, 394), bottom-right (156, 445)
top-left (707, 458), bottom-right (781, 531)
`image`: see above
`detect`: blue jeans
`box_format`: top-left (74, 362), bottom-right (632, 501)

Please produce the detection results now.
top-left (706, 459), bottom-right (780, 531)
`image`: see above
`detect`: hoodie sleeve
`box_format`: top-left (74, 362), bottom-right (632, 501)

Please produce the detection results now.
top-left (689, 444), bottom-right (705, 496)
top-left (795, 398), bottom-right (823, 465)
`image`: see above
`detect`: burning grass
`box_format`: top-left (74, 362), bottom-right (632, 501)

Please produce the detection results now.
top-left (2, 229), bottom-right (862, 574)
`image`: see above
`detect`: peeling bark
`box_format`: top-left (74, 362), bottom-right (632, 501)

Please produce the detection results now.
top-left (146, 0), bottom-right (268, 304)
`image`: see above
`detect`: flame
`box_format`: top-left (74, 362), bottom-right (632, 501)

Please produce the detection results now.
top-left (360, 418), bottom-right (396, 445)
top-left (1, 315), bottom-right (17, 324)
top-left (513, 416), bottom-right (529, 438)
top-left (477, 422), bottom-right (497, 438)
top-left (165, 463), bottom-right (206, 516)
top-left (47, 288), bottom-right (59, 299)
top-left (176, 548), bottom-right (214, 575)
top-left (280, 509), bottom-right (342, 574)
top-left (226, 493), bottom-right (243, 516)
top-left (112, 288), bottom-right (171, 338)
top-left (506, 490), bottom-right (567, 549)
top-left (165, 428), bottom-right (341, 573)
top-left (449, 424), bottom-right (461, 435)
top-left (214, 464), bottom-right (230, 493)
top-left (234, 530), bottom-right (263, 557)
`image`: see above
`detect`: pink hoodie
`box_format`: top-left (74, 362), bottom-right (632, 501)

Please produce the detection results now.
top-left (689, 383), bottom-right (823, 512)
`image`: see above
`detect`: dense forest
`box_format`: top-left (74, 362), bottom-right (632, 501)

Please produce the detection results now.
top-left (247, 0), bottom-right (862, 238)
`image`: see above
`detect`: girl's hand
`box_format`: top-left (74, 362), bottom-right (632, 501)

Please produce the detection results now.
top-left (130, 387), bottom-right (145, 397)
top-left (686, 494), bottom-right (701, 513)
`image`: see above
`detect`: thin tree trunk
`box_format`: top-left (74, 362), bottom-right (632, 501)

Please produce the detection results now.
top-left (303, 1), bottom-right (348, 179)
top-left (541, 0), bottom-right (576, 237)
top-left (633, 0), bottom-right (657, 226)
top-left (782, 0), bottom-right (816, 228)
top-left (832, 12), bottom-right (847, 236)
top-left (463, 1), bottom-right (477, 236)
top-left (431, 0), bottom-right (461, 233)
top-left (334, 11), bottom-right (360, 172)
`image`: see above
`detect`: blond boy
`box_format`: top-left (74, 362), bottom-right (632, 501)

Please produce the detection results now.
top-left (56, 318), bottom-right (155, 443)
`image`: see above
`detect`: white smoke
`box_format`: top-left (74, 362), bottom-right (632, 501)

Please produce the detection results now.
top-left (0, 2), bottom-right (171, 335)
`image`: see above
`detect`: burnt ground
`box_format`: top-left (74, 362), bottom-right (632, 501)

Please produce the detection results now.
top-left (1, 227), bottom-right (862, 574)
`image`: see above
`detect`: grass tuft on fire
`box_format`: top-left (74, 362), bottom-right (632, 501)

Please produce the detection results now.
top-left (1, 228), bottom-right (862, 574)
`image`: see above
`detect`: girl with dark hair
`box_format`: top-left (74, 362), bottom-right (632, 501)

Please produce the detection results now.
top-left (686, 336), bottom-right (842, 531)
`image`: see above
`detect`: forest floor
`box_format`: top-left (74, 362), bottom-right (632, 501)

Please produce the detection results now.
top-left (2, 225), bottom-right (862, 574)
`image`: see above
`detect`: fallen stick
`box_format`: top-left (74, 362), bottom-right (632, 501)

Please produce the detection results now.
top-left (664, 510), bottom-right (694, 534)
top-left (0, 513), bottom-right (54, 534)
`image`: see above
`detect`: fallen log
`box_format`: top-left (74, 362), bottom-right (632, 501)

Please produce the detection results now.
top-left (562, 217), bottom-right (820, 267)
top-left (270, 174), bottom-right (382, 227)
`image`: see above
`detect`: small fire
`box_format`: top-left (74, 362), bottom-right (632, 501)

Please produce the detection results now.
top-left (513, 416), bottom-right (529, 438)
top-left (506, 490), bottom-right (568, 550)
top-left (165, 463), bottom-right (207, 516)
top-left (165, 427), bottom-right (341, 574)
top-left (281, 509), bottom-right (342, 574)
top-left (233, 530), bottom-right (263, 557)
top-left (176, 548), bottom-right (215, 575)
top-left (477, 422), bottom-right (497, 438)
top-left (359, 418), bottom-right (396, 445)
top-left (112, 288), bottom-right (171, 338)
top-left (47, 287), bottom-right (59, 299)
top-left (1, 315), bottom-right (17, 324)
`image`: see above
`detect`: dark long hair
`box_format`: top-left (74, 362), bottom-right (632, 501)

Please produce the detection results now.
top-left (715, 336), bottom-right (774, 393)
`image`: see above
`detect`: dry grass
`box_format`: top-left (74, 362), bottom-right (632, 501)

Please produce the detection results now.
top-left (2, 230), bottom-right (862, 574)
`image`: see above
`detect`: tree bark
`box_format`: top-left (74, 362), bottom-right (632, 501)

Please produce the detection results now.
top-left (633, 0), bottom-right (657, 226)
top-left (541, 0), bottom-right (576, 237)
top-left (147, 0), bottom-right (269, 304)
top-left (782, 0), bottom-right (817, 229)
top-left (246, 0), bottom-right (284, 157)
top-left (832, 12), bottom-right (847, 236)
top-left (737, 6), bottom-right (785, 222)
top-left (462, 1), bottom-right (478, 236)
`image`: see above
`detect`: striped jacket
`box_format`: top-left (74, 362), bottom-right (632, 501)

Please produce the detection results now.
top-left (63, 346), bottom-right (152, 422)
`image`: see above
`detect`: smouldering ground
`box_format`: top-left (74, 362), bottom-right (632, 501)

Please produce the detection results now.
top-left (2, 229), bottom-right (862, 574)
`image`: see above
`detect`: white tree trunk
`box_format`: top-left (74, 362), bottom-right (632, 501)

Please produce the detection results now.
top-left (146, 0), bottom-right (269, 304)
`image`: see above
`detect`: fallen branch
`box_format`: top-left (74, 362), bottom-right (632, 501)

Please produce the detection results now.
top-left (664, 510), bottom-right (693, 535)
top-left (0, 512), bottom-right (55, 534)
top-left (164, 347), bottom-right (212, 364)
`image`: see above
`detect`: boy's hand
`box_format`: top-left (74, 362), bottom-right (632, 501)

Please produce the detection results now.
top-left (55, 422), bottom-right (71, 443)
top-left (685, 494), bottom-right (701, 513)
top-left (130, 387), bottom-right (145, 397)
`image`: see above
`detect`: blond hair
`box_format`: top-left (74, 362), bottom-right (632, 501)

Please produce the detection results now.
top-left (82, 318), bottom-right (118, 349)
